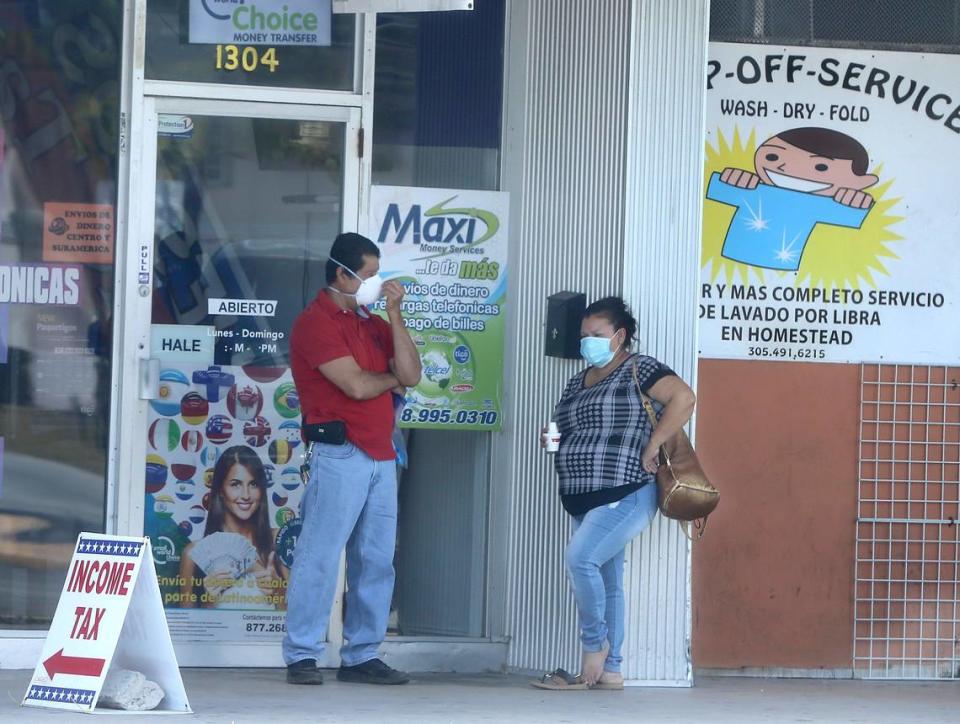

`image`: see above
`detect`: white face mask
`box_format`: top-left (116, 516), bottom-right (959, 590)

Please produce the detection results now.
top-left (330, 258), bottom-right (384, 306)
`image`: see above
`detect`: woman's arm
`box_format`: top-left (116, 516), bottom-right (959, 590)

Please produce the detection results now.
top-left (641, 375), bottom-right (696, 473)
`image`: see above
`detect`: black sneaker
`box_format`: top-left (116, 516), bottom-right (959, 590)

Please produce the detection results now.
top-left (286, 658), bottom-right (324, 685)
top-left (337, 658), bottom-right (410, 685)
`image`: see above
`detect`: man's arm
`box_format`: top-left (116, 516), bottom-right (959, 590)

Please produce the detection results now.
top-left (384, 281), bottom-right (422, 388)
top-left (318, 356), bottom-right (400, 401)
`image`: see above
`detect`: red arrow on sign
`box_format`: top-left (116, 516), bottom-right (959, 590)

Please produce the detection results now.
top-left (43, 649), bottom-right (105, 679)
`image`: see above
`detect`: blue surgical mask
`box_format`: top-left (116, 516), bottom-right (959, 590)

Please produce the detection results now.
top-left (580, 335), bottom-right (621, 368)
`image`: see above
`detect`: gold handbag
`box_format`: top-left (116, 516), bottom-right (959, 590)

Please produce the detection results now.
top-left (631, 361), bottom-right (719, 539)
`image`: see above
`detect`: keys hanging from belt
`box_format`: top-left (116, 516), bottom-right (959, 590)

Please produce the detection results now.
top-left (300, 441), bottom-right (316, 484)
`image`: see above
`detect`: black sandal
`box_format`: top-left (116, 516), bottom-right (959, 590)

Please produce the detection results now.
top-left (530, 668), bottom-right (589, 690)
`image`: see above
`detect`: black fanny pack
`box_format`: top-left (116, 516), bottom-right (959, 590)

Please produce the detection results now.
top-left (302, 421), bottom-right (347, 445)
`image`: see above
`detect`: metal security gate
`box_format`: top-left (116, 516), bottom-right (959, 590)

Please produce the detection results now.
top-left (855, 364), bottom-right (960, 680)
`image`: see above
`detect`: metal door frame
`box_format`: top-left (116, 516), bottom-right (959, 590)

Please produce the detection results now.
top-left (112, 96), bottom-right (361, 667)
top-left (108, 0), bottom-right (374, 545)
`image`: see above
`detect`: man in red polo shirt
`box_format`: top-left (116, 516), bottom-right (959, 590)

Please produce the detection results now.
top-left (282, 233), bottom-right (421, 686)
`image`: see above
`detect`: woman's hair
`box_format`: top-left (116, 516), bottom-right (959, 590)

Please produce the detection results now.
top-left (584, 296), bottom-right (637, 347)
top-left (204, 445), bottom-right (273, 565)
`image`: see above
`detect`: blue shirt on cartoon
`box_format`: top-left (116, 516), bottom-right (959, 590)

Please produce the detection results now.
top-left (706, 172), bottom-right (870, 271)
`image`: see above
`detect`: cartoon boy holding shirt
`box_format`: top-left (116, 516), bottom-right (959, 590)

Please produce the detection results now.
top-left (707, 127), bottom-right (879, 271)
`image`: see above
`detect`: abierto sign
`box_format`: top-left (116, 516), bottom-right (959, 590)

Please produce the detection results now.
top-left (189, 0), bottom-right (331, 46)
top-left (207, 298), bottom-right (278, 317)
top-left (23, 533), bottom-right (190, 714)
top-left (700, 42), bottom-right (959, 365)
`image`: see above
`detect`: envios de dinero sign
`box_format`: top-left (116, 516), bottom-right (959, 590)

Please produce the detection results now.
top-left (189, 0), bottom-right (332, 46)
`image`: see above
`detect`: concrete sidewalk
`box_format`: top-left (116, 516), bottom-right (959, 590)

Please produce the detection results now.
top-left (2, 669), bottom-right (956, 723)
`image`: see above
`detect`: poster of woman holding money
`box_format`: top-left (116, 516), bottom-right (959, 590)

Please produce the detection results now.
top-left (179, 445), bottom-right (289, 609)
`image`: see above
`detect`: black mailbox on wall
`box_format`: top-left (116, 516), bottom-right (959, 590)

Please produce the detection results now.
top-left (545, 291), bottom-right (586, 359)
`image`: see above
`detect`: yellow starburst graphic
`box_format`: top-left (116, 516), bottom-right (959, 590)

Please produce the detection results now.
top-left (701, 127), bottom-right (904, 289)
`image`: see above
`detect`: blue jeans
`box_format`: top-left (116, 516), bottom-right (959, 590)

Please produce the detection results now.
top-left (282, 442), bottom-right (397, 667)
top-left (564, 485), bottom-right (658, 674)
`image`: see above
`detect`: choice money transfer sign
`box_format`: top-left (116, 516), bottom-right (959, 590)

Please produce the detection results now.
top-left (700, 43), bottom-right (959, 364)
top-left (189, 0), bottom-right (331, 46)
top-left (370, 186), bottom-right (509, 431)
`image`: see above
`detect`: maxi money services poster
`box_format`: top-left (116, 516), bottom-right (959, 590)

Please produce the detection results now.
top-left (701, 43), bottom-right (959, 365)
top-left (370, 186), bottom-right (508, 431)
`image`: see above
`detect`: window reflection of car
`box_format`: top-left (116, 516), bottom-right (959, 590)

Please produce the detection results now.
top-left (0, 452), bottom-right (103, 624)
top-left (0, 347), bottom-right (34, 405)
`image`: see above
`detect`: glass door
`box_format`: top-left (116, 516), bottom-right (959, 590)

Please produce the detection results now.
top-left (137, 97), bottom-right (360, 666)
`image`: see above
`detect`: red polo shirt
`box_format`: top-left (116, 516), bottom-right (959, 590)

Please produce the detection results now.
top-left (290, 290), bottom-right (395, 461)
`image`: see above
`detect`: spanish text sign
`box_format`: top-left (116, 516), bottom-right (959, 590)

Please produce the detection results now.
top-left (42, 202), bottom-right (114, 264)
top-left (370, 185), bottom-right (509, 431)
top-left (700, 42), bottom-right (959, 364)
top-left (23, 533), bottom-right (190, 713)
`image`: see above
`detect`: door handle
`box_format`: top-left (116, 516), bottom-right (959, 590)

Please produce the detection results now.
top-left (139, 357), bottom-right (160, 400)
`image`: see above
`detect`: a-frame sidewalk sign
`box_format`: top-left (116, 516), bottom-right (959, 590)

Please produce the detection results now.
top-left (22, 532), bottom-right (191, 714)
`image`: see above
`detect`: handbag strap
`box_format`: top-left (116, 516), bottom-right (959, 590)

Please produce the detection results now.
top-left (630, 359), bottom-right (673, 467)
top-left (680, 518), bottom-right (708, 542)
top-left (631, 360), bottom-right (658, 426)
top-left (632, 359), bottom-right (709, 542)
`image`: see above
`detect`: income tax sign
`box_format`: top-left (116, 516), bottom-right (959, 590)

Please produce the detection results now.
top-left (23, 533), bottom-right (189, 713)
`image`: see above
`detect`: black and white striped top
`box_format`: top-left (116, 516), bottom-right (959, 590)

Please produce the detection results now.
top-left (553, 354), bottom-right (675, 509)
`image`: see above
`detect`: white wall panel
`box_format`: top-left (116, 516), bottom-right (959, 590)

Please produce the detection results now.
top-left (622, 0), bottom-right (710, 684)
top-left (492, 0), bottom-right (708, 684)
top-left (494, 0), bottom-right (632, 675)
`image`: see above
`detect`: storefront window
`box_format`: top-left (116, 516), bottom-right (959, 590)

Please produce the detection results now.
top-left (373, 1), bottom-right (505, 638)
top-left (145, 0), bottom-right (356, 90)
top-left (711, 0), bottom-right (960, 49)
top-left (0, 0), bottom-right (121, 628)
top-left (373, 2), bottom-right (504, 191)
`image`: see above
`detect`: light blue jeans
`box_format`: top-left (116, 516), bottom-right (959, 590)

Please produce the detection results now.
top-left (564, 484), bottom-right (658, 673)
top-left (282, 442), bottom-right (397, 667)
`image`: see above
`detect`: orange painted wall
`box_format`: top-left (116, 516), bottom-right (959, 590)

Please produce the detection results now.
top-left (692, 359), bottom-right (861, 669)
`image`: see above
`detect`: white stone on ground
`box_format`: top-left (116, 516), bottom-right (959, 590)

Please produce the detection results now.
top-left (97, 667), bottom-right (165, 711)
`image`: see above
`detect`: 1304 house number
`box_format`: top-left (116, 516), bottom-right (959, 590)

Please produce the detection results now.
top-left (215, 45), bottom-right (280, 73)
